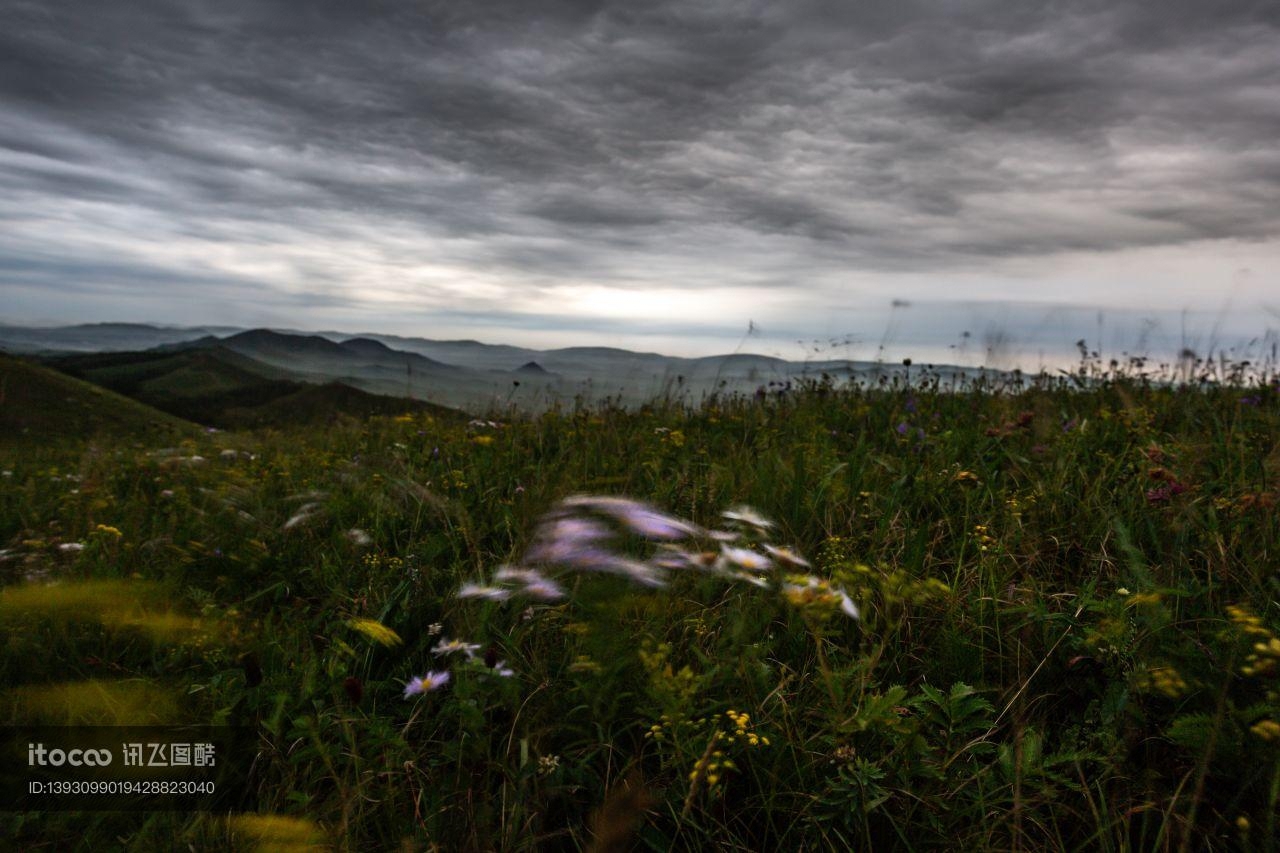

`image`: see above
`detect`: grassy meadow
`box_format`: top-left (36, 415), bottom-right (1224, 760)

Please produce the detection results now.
top-left (2, 359), bottom-right (1279, 851)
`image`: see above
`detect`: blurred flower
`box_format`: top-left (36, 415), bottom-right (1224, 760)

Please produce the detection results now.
top-left (432, 638), bottom-right (481, 659)
top-left (837, 588), bottom-right (860, 619)
top-left (458, 583), bottom-right (512, 601)
top-left (527, 517), bottom-right (612, 563)
top-left (564, 495), bottom-right (700, 540)
top-left (522, 577), bottom-right (567, 600)
top-left (781, 574), bottom-right (860, 619)
top-left (404, 671), bottom-right (450, 697)
top-left (345, 528), bottom-right (373, 547)
top-left (763, 544), bottom-right (810, 568)
top-left (58, 542), bottom-right (85, 553)
top-left (720, 546), bottom-right (773, 573)
top-left (721, 507), bottom-right (774, 530)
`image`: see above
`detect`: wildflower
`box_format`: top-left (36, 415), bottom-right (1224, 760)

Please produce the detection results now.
top-left (763, 544), bottom-right (810, 567)
top-left (564, 495), bottom-right (700, 540)
top-left (432, 638), bottom-right (482, 659)
top-left (1250, 719), bottom-right (1280, 741)
top-left (347, 618), bottom-right (404, 648)
top-left (1116, 587), bottom-right (1131, 596)
top-left (493, 566), bottom-right (540, 584)
top-left (345, 528), bottom-right (373, 547)
top-left (93, 524), bottom-right (123, 538)
top-left (727, 571), bottom-right (771, 589)
top-left (583, 554), bottom-right (666, 587)
top-left (527, 516), bottom-right (612, 563)
top-left (1138, 666), bottom-right (1188, 698)
top-left (404, 671), bottom-right (450, 697)
top-left (719, 546), bottom-right (773, 573)
top-left (836, 587), bottom-right (861, 619)
top-left (493, 566), bottom-right (570, 599)
top-left (58, 542), bottom-right (85, 553)
top-left (781, 574), bottom-right (860, 619)
top-left (721, 506), bottom-right (774, 530)
top-left (426, 622), bottom-right (444, 637)
top-left (458, 583), bottom-right (512, 601)
top-left (522, 577), bottom-right (567, 600)
top-left (488, 660), bottom-right (515, 677)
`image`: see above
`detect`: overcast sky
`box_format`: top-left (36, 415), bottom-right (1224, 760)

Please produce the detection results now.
top-left (2, 0), bottom-right (1278, 365)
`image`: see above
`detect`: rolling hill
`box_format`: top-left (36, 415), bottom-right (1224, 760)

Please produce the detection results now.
top-left (45, 347), bottom-right (461, 429)
top-left (1, 323), bottom-right (973, 414)
top-left (0, 353), bottom-right (196, 446)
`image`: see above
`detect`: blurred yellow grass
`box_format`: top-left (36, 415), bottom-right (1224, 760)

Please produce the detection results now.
top-left (226, 814), bottom-right (328, 852)
top-left (3, 678), bottom-right (181, 725)
top-left (0, 578), bottom-right (221, 644)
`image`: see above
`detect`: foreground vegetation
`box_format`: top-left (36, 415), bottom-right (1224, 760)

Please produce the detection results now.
top-left (2, 363), bottom-right (1278, 851)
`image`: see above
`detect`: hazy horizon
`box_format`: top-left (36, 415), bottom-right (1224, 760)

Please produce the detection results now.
top-left (4, 303), bottom-right (1276, 376)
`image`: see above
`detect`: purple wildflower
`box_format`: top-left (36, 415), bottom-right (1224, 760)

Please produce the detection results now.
top-left (404, 670), bottom-right (450, 697)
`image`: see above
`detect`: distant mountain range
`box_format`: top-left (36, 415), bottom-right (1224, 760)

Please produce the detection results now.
top-left (1, 322), bottom-right (992, 415)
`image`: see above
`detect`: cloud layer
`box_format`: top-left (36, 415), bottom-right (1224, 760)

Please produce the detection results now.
top-left (2, 0), bottom-right (1278, 356)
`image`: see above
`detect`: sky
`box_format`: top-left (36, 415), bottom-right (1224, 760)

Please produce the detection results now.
top-left (2, 0), bottom-right (1279, 367)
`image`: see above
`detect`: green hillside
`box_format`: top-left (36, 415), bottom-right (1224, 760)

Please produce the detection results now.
top-left (46, 348), bottom-right (462, 429)
top-left (219, 380), bottom-right (463, 428)
top-left (0, 353), bottom-right (196, 446)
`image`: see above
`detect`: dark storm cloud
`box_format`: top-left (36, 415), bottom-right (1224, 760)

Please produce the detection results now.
top-left (1, 0), bottom-right (1278, 318)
